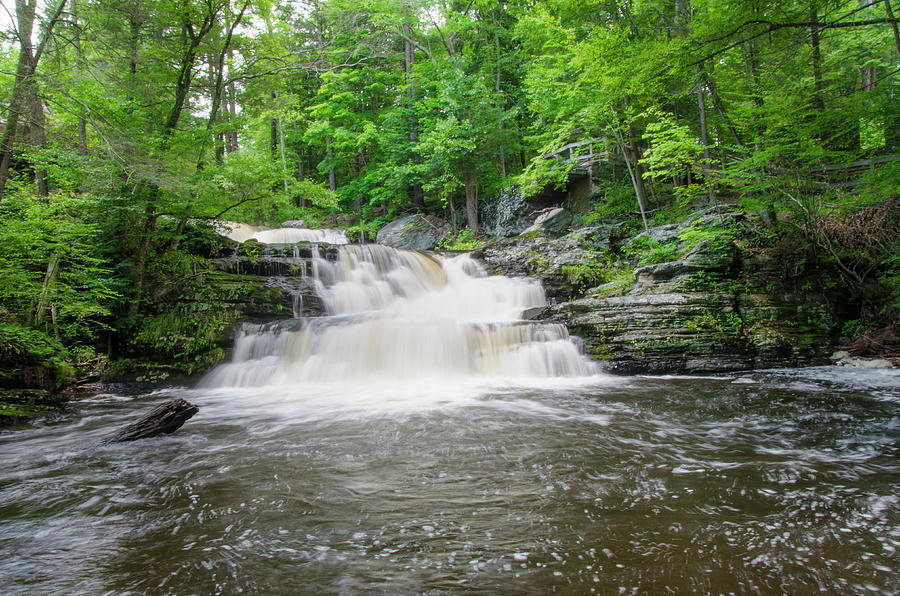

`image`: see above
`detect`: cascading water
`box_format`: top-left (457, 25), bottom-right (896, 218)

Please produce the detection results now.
top-left (249, 227), bottom-right (349, 244)
top-left (201, 244), bottom-right (598, 405)
top-left (217, 221), bottom-right (350, 245)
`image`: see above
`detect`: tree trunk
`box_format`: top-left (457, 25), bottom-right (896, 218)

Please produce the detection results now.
top-left (270, 93), bottom-right (279, 158)
top-left (494, 26), bottom-right (508, 178)
top-left (622, 96), bottom-right (650, 232)
top-left (703, 69), bottom-right (742, 146)
top-left (464, 165), bottom-right (478, 231)
top-left (227, 79), bottom-right (238, 153)
top-left (99, 399), bottom-right (199, 444)
top-left (34, 252), bottom-right (60, 326)
top-left (328, 147), bottom-right (337, 191)
top-left (127, 205), bottom-right (158, 318)
top-left (696, 66), bottom-right (715, 204)
top-left (403, 22), bottom-right (425, 211)
top-left (28, 78), bottom-right (49, 196)
top-left (0, 0), bottom-right (38, 199)
top-left (884, 0), bottom-right (900, 59)
top-left (742, 41), bottom-right (764, 108)
top-left (72, 0), bottom-right (87, 154)
top-left (810, 7), bottom-right (825, 112)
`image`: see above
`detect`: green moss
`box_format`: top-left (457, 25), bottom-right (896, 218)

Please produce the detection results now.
top-left (592, 268), bottom-right (634, 297)
top-left (437, 229), bottom-right (486, 251)
top-left (0, 389), bottom-right (63, 426)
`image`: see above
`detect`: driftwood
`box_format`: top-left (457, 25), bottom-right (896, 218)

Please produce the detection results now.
top-left (100, 398), bottom-right (198, 444)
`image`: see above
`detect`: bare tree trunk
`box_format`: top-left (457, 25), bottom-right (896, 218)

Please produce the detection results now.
top-left (270, 93), bottom-right (278, 158)
top-left (403, 20), bottom-right (425, 211)
top-left (128, 205), bottom-right (158, 318)
top-left (702, 70), bottom-right (742, 146)
top-left (34, 252), bottom-right (60, 326)
top-left (621, 96), bottom-right (650, 232)
top-left (72, 0), bottom-right (88, 154)
top-left (28, 79), bottom-right (49, 196)
top-left (493, 25), bottom-right (508, 178)
top-left (810, 7), bottom-right (825, 112)
top-left (328, 147), bottom-right (336, 191)
top-left (464, 166), bottom-right (478, 231)
top-left (278, 115), bottom-right (289, 195)
top-left (227, 79), bottom-right (238, 153)
top-left (742, 41), bottom-right (764, 108)
top-left (885, 0), bottom-right (900, 58)
top-left (0, 0), bottom-right (37, 198)
top-left (696, 66), bottom-right (715, 204)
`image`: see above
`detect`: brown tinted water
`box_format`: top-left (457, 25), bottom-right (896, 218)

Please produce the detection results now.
top-left (1, 367), bottom-right (898, 594)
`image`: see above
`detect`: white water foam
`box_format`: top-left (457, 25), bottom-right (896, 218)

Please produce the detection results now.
top-left (217, 221), bottom-right (349, 244)
top-left (200, 245), bottom-right (605, 414)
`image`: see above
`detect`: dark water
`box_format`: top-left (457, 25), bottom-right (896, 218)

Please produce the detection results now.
top-left (1, 367), bottom-right (898, 594)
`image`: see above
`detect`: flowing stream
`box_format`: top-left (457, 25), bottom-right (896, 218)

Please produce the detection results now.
top-left (1, 244), bottom-right (899, 594)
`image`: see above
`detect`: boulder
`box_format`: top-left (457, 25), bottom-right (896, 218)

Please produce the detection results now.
top-left (376, 214), bottom-right (453, 251)
top-left (481, 187), bottom-right (534, 238)
top-left (281, 220), bottom-right (307, 228)
top-left (521, 208), bottom-right (574, 236)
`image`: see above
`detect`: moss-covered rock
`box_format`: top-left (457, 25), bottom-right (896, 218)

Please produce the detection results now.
top-left (0, 389), bottom-right (66, 427)
top-left (491, 212), bottom-right (838, 374)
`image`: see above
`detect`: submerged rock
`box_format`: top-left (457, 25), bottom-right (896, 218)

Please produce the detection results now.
top-left (376, 214), bottom-right (453, 251)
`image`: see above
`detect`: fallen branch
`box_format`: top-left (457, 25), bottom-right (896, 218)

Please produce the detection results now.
top-left (99, 398), bottom-right (198, 444)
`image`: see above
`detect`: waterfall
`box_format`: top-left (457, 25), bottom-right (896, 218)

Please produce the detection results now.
top-left (250, 228), bottom-right (349, 245)
top-left (201, 244), bottom-right (598, 391)
top-left (217, 221), bottom-right (349, 245)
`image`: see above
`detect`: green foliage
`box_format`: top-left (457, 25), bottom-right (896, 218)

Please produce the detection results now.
top-left (622, 236), bottom-right (681, 266)
top-left (197, 152), bottom-right (337, 225)
top-left (0, 190), bottom-right (119, 344)
top-left (678, 219), bottom-right (740, 254)
top-left (561, 262), bottom-right (605, 297)
top-left (0, 321), bottom-right (67, 365)
top-left (592, 268), bottom-right (635, 298)
top-left (582, 180), bottom-right (642, 224)
top-left (0, 0), bottom-right (898, 375)
top-left (437, 229), bottom-right (486, 252)
top-left (686, 309), bottom-right (743, 334)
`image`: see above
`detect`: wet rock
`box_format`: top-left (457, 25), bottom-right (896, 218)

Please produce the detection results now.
top-left (522, 208), bottom-right (574, 236)
top-left (376, 214), bottom-right (453, 251)
top-left (478, 212), bottom-right (836, 374)
top-left (481, 187), bottom-right (532, 238)
top-left (281, 219), bottom-right (307, 228)
top-left (0, 389), bottom-right (65, 427)
top-left (830, 351), bottom-right (895, 369)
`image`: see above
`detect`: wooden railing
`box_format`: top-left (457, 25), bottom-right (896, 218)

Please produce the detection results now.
top-left (818, 154), bottom-right (900, 188)
top-left (543, 137), bottom-right (610, 168)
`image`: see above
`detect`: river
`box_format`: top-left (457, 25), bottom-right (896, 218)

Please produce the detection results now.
top-left (1, 242), bottom-right (898, 594)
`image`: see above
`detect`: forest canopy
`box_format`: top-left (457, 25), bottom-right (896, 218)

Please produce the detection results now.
top-left (1, 0), bottom-right (898, 376)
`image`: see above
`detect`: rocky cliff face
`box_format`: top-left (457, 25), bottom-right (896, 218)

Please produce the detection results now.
top-left (475, 209), bottom-right (837, 374)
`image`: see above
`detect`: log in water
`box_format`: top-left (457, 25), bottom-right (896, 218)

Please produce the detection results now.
top-left (98, 398), bottom-right (198, 444)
